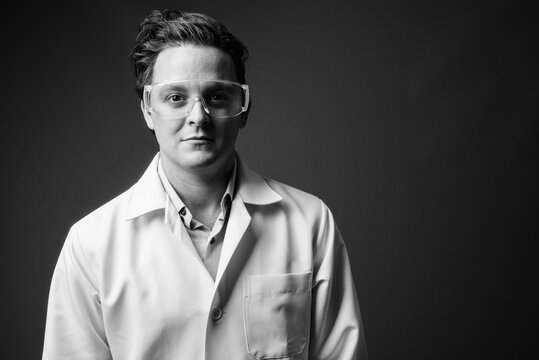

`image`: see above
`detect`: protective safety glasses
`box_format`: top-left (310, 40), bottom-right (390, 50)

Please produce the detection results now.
top-left (143, 79), bottom-right (250, 119)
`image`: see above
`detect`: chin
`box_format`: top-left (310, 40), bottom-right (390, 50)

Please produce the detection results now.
top-left (178, 152), bottom-right (221, 170)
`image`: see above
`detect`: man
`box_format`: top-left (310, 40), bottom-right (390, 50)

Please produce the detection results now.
top-left (43, 9), bottom-right (367, 360)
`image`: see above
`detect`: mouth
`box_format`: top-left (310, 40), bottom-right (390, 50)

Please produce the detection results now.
top-left (183, 136), bottom-right (213, 143)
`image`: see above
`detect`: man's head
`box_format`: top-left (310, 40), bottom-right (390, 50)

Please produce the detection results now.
top-left (130, 10), bottom-right (248, 100)
top-left (130, 10), bottom-right (250, 174)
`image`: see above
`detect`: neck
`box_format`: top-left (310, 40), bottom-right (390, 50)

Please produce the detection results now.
top-left (161, 155), bottom-right (234, 226)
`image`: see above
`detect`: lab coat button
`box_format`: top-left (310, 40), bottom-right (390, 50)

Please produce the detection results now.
top-left (211, 307), bottom-right (223, 320)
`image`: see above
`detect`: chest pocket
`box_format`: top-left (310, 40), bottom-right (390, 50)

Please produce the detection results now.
top-left (243, 272), bottom-right (312, 359)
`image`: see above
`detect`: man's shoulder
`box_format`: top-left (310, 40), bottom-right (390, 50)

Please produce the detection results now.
top-left (254, 175), bottom-right (338, 240)
top-left (256, 175), bottom-right (334, 225)
top-left (236, 157), bottom-right (331, 220)
top-left (72, 154), bottom-right (163, 232)
top-left (72, 184), bottom-right (136, 231)
top-left (264, 176), bottom-right (322, 207)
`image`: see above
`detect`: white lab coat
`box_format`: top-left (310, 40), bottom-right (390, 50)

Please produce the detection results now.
top-left (43, 154), bottom-right (367, 359)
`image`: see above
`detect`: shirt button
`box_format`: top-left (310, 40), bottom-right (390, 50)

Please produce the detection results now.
top-left (211, 307), bottom-right (223, 320)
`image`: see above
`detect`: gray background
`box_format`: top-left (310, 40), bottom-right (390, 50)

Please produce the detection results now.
top-left (2, 0), bottom-right (537, 358)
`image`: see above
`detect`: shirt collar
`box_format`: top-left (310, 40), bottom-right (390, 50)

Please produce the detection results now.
top-left (157, 158), bottom-right (186, 215)
top-left (124, 152), bottom-right (281, 221)
top-left (157, 155), bottom-right (237, 229)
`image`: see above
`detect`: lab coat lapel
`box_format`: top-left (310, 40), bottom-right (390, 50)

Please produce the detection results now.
top-left (214, 196), bottom-right (251, 286)
top-left (213, 156), bottom-right (282, 287)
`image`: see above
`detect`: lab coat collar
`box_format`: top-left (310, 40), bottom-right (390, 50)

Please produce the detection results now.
top-left (236, 156), bottom-right (282, 205)
top-left (124, 153), bottom-right (282, 220)
top-left (125, 154), bottom-right (167, 221)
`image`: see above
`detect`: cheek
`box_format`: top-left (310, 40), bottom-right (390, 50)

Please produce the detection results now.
top-left (153, 124), bottom-right (183, 149)
top-left (154, 119), bottom-right (182, 137)
top-left (220, 123), bottom-right (241, 141)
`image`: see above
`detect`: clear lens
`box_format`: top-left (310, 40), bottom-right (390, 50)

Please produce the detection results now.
top-left (144, 80), bottom-right (249, 119)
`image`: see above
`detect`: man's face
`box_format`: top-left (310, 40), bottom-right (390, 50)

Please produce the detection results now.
top-left (142, 45), bottom-right (246, 173)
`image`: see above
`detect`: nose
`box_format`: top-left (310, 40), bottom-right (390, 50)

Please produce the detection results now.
top-left (186, 97), bottom-right (210, 126)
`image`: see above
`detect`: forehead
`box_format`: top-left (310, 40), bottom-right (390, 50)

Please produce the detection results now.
top-left (152, 45), bottom-right (237, 84)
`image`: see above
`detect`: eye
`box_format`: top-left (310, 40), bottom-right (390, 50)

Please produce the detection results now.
top-left (208, 93), bottom-right (229, 103)
top-left (166, 94), bottom-right (188, 103)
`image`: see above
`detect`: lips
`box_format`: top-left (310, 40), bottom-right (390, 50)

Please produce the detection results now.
top-left (183, 136), bottom-right (213, 142)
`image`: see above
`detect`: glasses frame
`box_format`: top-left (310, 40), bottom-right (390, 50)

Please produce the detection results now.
top-left (143, 79), bottom-right (250, 119)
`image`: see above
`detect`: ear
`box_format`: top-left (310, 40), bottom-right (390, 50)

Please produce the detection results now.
top-left (140, 100), bottom-right (155, 130)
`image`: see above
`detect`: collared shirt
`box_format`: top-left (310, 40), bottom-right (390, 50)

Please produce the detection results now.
top-left (43, 153), bottom-right (367, 360)
top-left (157, 157), bottom-right (236, 280)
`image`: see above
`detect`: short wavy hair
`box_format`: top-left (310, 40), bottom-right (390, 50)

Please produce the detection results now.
top-left (130, 9), bottom-right (249, 100)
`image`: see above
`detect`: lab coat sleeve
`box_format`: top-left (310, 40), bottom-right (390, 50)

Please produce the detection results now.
top-left (309, 200), bottom-right (368, 360)
top-left (42, 226), bottom-right (112, 360)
